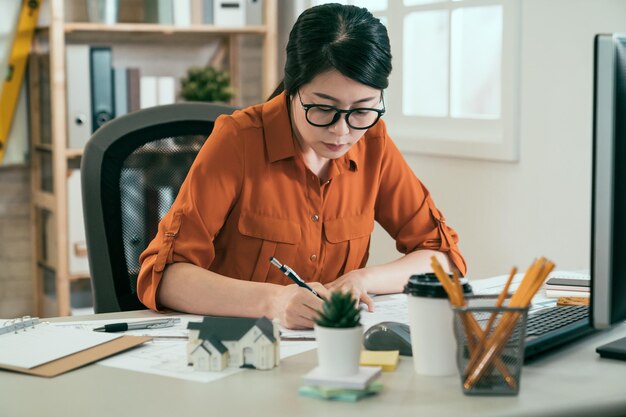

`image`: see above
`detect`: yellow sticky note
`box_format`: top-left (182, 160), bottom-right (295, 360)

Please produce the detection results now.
top-left (360, 350), bottom-right (400, 372)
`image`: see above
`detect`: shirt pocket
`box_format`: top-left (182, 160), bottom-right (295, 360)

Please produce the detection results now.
top-left (324, 211), bottom-right (375, 273)
top-left (238, 211), bottom-right (301, 282)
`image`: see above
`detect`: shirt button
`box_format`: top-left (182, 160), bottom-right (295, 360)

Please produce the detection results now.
top-left (310, 254), bottom-right (317, 262)
top-left (311, 214), bottom-right (319, 222)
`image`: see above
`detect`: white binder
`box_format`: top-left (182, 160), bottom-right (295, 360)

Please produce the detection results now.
top-left (65, 45), bottom-right (92, 149)
top-left (157, 76), bottom-right (176, 105)
top-left (214, 0), bottom-right (245, 27)
top-left (246, 0), bottom-right (262, 25)
top-left (140, 76), bottom-right (158, 109)
top-left (67, 169), bottom-right (90, 275)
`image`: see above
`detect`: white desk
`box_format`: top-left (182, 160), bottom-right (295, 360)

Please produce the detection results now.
top-left (2, 309), bottom-right (626, 417)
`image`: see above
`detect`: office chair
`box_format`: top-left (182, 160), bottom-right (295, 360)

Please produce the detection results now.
top-left (82, 102), bottom-right (237, 313)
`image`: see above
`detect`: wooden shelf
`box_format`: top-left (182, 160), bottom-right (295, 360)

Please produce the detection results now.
top-left (30, 0), bottom-right (279, 316)
top-left (34, 143), bottom-right (53, 153)
top-left (65, 148), bottom-right (83, 159)
top-left (69, 273), bottom-right (91, 281)
top-left (33, 190), bottom-right (56, 211)
top-left (37, 259), bottom-right (57, 272)
top-left (36, 22), bottom-right (267, 43)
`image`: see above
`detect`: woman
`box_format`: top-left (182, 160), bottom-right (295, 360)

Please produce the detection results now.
top-left (137, 3), bottom-right (466, 329)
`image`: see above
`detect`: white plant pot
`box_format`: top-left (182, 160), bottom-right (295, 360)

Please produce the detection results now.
top-left (314, 325), bottom-right (363, 377)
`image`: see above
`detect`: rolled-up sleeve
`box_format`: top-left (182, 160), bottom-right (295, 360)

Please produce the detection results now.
top-left (136, 116), bottom-right (244, 310)
top-left (373, 129), bottom-right (467, 276)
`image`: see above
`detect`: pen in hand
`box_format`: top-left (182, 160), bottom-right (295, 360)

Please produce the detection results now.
top-left (269, 256), bottom-right (323, 299)
top-left (93, 318), bottom-right (181, 333)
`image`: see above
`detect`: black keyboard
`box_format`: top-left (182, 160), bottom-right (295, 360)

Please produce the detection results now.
top-left (525, 305), bottom-right (589, 337)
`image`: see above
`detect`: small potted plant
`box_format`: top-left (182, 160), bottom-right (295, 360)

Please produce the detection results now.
top-left (314, 291), bottom-right (363, 377)
top-left (179, 65), bottom-right (234, 103)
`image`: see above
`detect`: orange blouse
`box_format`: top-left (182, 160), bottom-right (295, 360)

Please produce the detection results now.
top-left (137, 92), bottom-right (467, 310)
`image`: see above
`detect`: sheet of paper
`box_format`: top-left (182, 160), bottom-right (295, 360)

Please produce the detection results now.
top-left (52, 315), bottom-right (204, 338)
top-left (0, 324), bottom-right (120, 369)
top-left (361, 294), bottom-right (409, 328)
top-left (469, 273), bottom-right (563, 313)
top-left (280, 294), bottom-right (410, 340)
top-left (51, 315), bottom-right (316, 383)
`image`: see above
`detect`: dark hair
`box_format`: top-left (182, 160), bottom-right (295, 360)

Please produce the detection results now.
top-left (269, 3), bottom-right (392, 100)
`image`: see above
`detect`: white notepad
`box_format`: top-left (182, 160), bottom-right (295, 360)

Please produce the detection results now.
top-left (303, 366), bottom-right (382, 390)
top-left (0, 319), bottom-right (121, 369)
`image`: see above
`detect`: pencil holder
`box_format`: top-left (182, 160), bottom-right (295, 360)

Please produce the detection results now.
top-left (452, 296), bottom-right (529, 396)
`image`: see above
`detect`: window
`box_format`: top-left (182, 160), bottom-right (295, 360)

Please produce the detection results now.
top-left (309, 0), bottom-right (520, 161)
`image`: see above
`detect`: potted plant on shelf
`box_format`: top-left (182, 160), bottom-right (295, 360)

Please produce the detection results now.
top-left (314, 291), bottom-right (363, 377)
top-left (179, 65), bottom-right (234, 103)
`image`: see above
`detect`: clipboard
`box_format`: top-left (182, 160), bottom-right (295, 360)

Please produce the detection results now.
top-left (0, 317), bottom-right (151, 377)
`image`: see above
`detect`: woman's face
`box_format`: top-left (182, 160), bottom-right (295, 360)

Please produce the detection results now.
top-left (290, 70), bottom-right (383, 162)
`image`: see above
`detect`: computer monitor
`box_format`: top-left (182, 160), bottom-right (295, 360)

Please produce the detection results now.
top-left (591, 33), bottom-right (626, 329)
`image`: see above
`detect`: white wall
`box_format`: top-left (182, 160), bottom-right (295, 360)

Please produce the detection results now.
top-left (368, 0), bottom-right (626, 279)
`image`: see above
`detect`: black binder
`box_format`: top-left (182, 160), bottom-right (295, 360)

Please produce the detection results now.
top-left (90, 47), bottom-right (114, 132)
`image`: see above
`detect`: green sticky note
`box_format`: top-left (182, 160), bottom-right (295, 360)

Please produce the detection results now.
top-left (298, 381), bottom-right (384, 402)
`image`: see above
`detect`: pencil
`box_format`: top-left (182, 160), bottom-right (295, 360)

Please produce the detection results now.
top-left (463, 258), bottom-right (554, 390)
top-left (430, 257), bottom-right (517, 389)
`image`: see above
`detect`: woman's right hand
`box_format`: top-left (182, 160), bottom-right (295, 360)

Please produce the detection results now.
top-left (271, 283), bottom-right (330, 329)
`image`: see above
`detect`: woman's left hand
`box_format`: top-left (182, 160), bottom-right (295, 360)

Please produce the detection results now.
top-left (325, 269), bottom-right (375, 312)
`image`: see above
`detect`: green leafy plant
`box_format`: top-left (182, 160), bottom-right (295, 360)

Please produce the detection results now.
top-left (315, 291), bottom-right (361, 328)
top-left (179, 65), bottom-right (234, 103)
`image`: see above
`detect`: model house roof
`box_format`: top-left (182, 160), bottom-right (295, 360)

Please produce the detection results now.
top-left (198, 330), bottom-right (228, 354)
top-left (188, 316), bottom-right (276, 343)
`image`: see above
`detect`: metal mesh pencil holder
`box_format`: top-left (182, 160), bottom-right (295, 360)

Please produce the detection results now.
top-left (452, 296), bottom-right (529, 396)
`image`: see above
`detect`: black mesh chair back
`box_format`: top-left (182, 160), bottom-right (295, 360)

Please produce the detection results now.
top-left (82, 103), bottom-right (237, 313)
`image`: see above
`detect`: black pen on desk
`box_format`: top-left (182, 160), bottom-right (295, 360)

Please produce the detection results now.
top-left (93, 318), bottom-right (180, 333)
top-left (269, 256), bottom-right (323, 299)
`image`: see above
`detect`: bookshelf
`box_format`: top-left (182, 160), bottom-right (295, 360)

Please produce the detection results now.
top-left (29, 0), bottom-right (279, 317)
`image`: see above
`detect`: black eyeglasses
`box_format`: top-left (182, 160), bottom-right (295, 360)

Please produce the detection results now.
top-left (297, 91), bottom-right (385, 130)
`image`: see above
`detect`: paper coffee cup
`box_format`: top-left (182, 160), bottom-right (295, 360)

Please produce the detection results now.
top-left (404, 273), bottom-right (472, 376)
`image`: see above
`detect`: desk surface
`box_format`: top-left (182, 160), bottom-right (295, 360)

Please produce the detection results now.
top-left (2, 310), bottom-right (626, 417)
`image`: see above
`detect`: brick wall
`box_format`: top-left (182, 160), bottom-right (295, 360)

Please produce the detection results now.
top-left (0, 166), bottom-right (34, 318)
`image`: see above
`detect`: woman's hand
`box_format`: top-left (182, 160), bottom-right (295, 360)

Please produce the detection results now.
top-left (270, 283), bottom-right (330, 329)
top-left (325, 269), bottom-right (375, 312)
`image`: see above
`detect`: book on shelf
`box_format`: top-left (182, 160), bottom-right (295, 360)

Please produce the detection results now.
top-left (140, 76), bottom-right (158, 108)
top-left (127, 68), bottom-right (141, 112)
top-left (157, 76), bottom-right (176, 105)
top-left (190, 0), bottom-right (204, 25)
top-left (201, 0), bottom-right (213, 24)
top-left (114, 67), bottom-right (128, 117)
top-left (140, 75), bottom-right (176, 108)
top-left (145, 0), bottom-right (174, 25)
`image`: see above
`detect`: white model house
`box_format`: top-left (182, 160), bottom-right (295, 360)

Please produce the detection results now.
top-left (187, 316), bottom-right (280, 372)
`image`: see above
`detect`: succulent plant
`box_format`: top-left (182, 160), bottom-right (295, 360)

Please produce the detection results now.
top-left (179, 65), bottom-right (234, 103)
top-left (315, 291), bottom-right (361, 328)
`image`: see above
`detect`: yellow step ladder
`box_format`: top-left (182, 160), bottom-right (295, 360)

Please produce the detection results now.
top-left (0, 0), bottom-right (41, 162)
